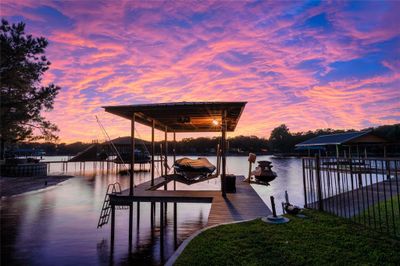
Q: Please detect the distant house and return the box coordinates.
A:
[295,130,389,157]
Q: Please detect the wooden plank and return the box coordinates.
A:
[207,176,271,226]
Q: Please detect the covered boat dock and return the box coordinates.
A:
[100,102,272,253]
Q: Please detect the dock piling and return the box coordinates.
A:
[129,203,133,252]
[110,204,115,252]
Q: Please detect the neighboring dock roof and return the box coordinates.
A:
[295,130,387,147]
[103,102,247,132]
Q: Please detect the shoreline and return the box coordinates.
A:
[0,175,74,198]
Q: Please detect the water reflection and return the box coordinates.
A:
[1,155,303,265]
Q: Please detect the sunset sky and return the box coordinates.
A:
[2,0,400,143]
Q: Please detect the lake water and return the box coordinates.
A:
[1,155,304,265]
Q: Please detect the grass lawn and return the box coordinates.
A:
[355,196,400,238]
[175,209,400,266]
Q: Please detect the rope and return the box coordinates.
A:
[95,116,130,176]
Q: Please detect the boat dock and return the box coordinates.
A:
[111,175,271,226]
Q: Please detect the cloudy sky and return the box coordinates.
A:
[2,0,400,143]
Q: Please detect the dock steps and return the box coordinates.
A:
[97,182,127,228]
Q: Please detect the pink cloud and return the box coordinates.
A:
[2,0,399,142]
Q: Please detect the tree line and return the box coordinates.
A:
[10,123,399,156]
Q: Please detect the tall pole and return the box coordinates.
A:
[130,113,135,196]
[173,131,176,191]
[221,110,227,197]
[164,127,168,175]
[151,120,155,186]
[129,113,135,250]
[129,203,133,251]
[164,127,168,190]
[110,204,115,251]
[160,144,163,176]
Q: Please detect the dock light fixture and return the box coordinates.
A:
[177,116,190,123]
[212,119,219,126]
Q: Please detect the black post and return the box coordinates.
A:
[164,127,168,190]
[110,204,115,251]
[160,144,163,176]
[302,158,308,208]
[151,120,155,186]
[128,203,133,252]
[221,110,227,197]
[130,113,135,195]
[150,202,154,230]
[173,131,176,191]
[315,154,324,211]
[137,202,140,228]
[160,202,164,242]
[270,196,277,217]
[173,202,177,249]
[160,202,164,264]
[0,139,4,160]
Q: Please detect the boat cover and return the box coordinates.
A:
[174,157,216,173]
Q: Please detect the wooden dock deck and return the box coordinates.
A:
[111,175,271,226]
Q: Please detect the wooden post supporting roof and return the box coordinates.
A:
[129,203,133,251]
[151,120,155,186]
[164,127,168,190]
[164,127,168,175]
[130,113,135,195]
[173,131,176,191]
[221,110,227,196]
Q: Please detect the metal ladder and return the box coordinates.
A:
[97,182,125,228]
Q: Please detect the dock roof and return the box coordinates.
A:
[295,130,387,147]
[103,102,247,132]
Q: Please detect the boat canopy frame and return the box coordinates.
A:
[103,101,247,196]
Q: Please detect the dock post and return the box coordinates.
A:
[129,203,133,252]
[160,144,163,177]
[315,154,324,211]
[216,143,221,176]
[174,202,177,249]
[270,196,277,217]
[221,110,227,196]
[164,202,168,224]
[160,204,165,263]
[110,204,115,251]
[150,202,154,230]
[130,113,135,196]
[164,127,168,190]
[160,202,164,255]
[137,202,140,228]
[173,131,176,191]
[302,158,308,208]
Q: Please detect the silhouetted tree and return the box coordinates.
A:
[268,124,292,152]
[0,19,60,158]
